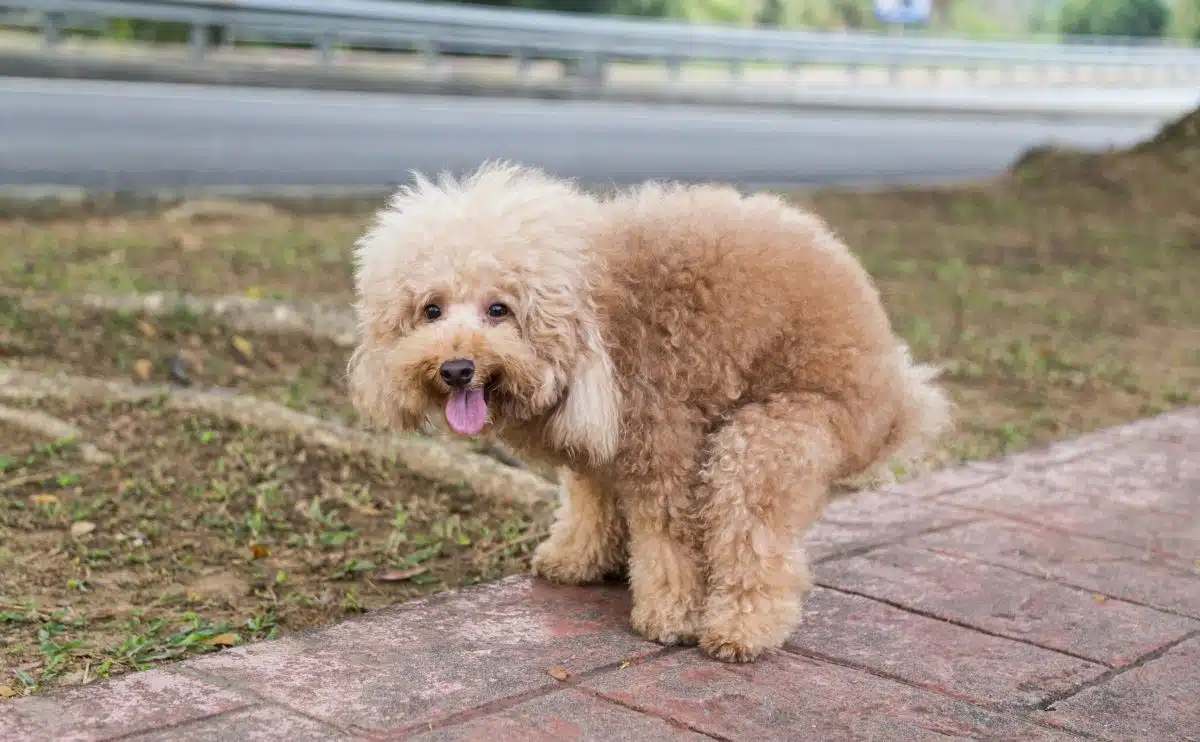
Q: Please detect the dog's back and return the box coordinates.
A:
[590,181,951,480]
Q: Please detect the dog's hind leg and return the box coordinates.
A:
[532,470,627,585]
[696,392,850,663]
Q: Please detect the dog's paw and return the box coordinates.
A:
[698,610,791,663]
[630,602,700,647]
[530,540,608,586]
[699,633,767,663]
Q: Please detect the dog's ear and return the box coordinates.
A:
[545,312,621,465]
[346,345,426,432]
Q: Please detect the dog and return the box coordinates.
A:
[347,161,951,662]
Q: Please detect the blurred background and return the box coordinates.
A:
[0,0,1197,190]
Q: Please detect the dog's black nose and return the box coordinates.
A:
[439,359,475,388]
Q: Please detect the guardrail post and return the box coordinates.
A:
[666,57,682,84]
[188,23,207,61]
[570,51,606,89]
[515,48,532,83]
[418,39,441,73]
[315,32,336,67]
[41,11,63,50]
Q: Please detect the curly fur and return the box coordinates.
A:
[348,161,953,662]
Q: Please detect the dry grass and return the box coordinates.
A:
[1,108,1197,699]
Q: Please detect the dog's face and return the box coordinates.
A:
[347,163,621,464]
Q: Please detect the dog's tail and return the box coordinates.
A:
[886,343,954,469]
[840,344,954,493]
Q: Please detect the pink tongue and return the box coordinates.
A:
[445,388,488,436]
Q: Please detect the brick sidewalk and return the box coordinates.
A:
[2,408,1197,741]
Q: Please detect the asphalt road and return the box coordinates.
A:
[0,77,1172,190]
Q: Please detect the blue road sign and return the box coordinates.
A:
[874,0,933,24]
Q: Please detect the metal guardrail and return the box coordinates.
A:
[3,0,1200,86]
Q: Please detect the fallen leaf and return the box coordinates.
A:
[70,521,97,537]
[250,544,269,559]
[0,685,15,698]
[203,632,239,647]
[547,666,570,681]
[618,659,632,670]
[230,336,254,363]
[1092,593,1108,603]
[377,566,429,582]
[246,286,264,300]
[30,493,59,506]
[136,320,158,340]
[132,358,153,382]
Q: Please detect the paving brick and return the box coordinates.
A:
[785,587,1107,708]
[0,668,254,742]
[945,438,1197,510]
[409,688,709,741]
[186,575,662,733]
[1031,438,1199,515]
[917,520,1200,618]
[123,704,353,742]
[1039,635,1200,741]
[938,450,1200,559]
[807,471,989,562]
[817,545,1199,666]
[584,649,1072,741]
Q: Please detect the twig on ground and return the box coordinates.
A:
[0,403,113,464]
[473,529,549,563]
[0,370,558,507]
[0,470,55,493]
[0,600,58,621]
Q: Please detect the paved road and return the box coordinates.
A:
[0,77,1172,190]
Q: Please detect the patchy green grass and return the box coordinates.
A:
[0,400,550,697]
[2,110,1198,698]
[0,211,362,299]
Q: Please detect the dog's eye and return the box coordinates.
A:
[486,303,510,319]
[423,304,442,321]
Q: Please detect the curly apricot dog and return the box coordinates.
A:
[348,161,951,662]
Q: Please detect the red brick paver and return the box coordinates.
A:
[2,407,1197,741]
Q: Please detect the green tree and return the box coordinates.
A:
[1058,0,1170,37]
[1168,0,1200,41]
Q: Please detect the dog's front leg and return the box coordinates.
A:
[621,481,705,646]
[532,469,627,585]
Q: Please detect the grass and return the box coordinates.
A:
[2,107,1198,699]
[0,400,550,696]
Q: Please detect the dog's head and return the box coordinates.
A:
[347,162,620,464]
